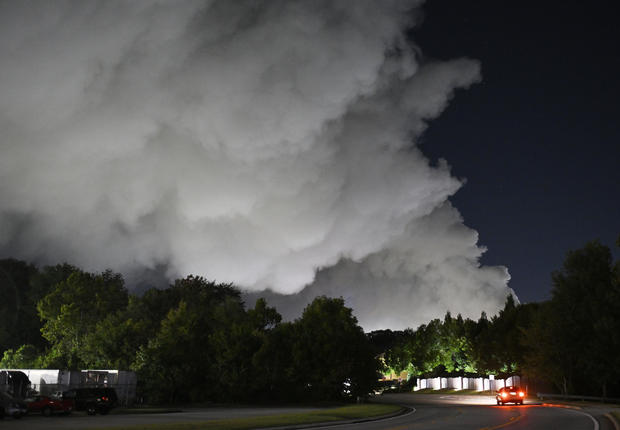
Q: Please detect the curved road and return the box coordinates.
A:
[1,393,613,429]
[362,393,605,430]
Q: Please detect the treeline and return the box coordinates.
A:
[0,263,377,403]
[1,238,618,401]
[369,239,620,398]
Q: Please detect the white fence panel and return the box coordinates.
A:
[414,375,522,392]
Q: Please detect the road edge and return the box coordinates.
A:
[259,403,414,430]
[541,402,583,410]
[604,413,620,430]
[542,402,600,430]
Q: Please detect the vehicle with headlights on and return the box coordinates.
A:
[496,386,525,405]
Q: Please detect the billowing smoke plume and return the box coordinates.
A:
[0,0,512,330]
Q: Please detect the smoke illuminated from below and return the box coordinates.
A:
[0,0,514,329]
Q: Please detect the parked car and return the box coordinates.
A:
[496,386,525,405]
[25,394,73,416]
[0,391,28,419]
[62,387,117,415]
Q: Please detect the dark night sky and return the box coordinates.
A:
[413,0,620,303]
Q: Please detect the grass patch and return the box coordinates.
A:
[93,403,402,430]
[111,408,183,415]
[412,388,457,394]
[450,390,494,396]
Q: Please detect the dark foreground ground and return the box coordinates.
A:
[2,393,619,430]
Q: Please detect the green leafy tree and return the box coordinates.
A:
[133,300,199,403]
[208,297,267,400]
[409,319,448,374]
[289,296,379,400]
[79,307,150,369]
[380,314,478,381]
[247,298,282,331]
[381,329,412,376]
[232,298,283,398]
[521,301,572,393]
[132,276,246,403]
[0,344,42,368]
[444,313,477,373]
[37,269,128,368]
[523,240,619,396]
[251,321,296,400]
[471,296,535,376]
[77,283,188,370]
[0,259,40,353]
[551,241,618,396]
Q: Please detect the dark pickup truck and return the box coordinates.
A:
[62,387,118,415]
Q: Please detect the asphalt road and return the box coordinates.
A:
[1,393,615,430]
[366,393,609,430]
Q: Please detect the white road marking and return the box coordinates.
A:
[309,406,416,429]
[560,408,599,430]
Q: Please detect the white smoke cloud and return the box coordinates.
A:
[0,0,513,329]
[277,202,512,330]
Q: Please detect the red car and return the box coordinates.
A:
[496,386,525,405]
[25,395,73,416]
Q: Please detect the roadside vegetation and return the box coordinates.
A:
[370,236,620,399]
[0,264,378,403]
[91,404,402,430]
[112,407,183,414]
[1,235,618,403]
